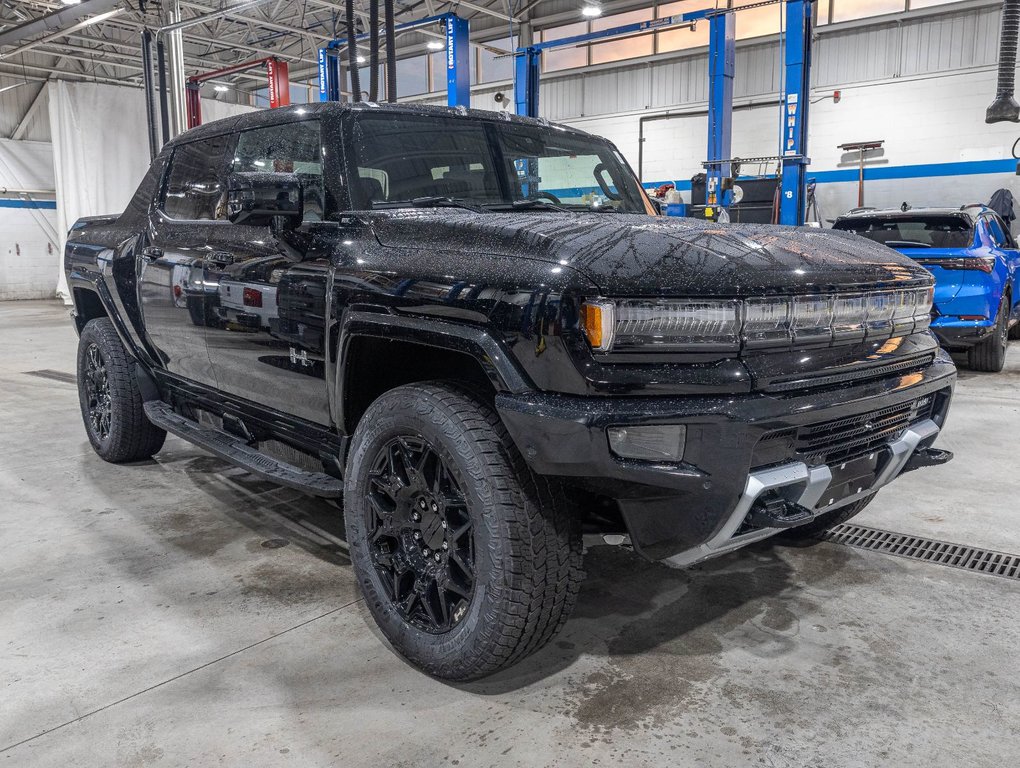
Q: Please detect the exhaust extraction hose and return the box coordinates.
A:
[385,0,396,102]
[988,0,1020,123]
[369,0,379,102]
[345,0,361,102]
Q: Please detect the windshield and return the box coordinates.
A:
[833,215,974,249]
[347,112,649,214]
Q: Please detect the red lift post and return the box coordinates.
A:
[185,57,290,129]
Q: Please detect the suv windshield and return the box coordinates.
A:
[347,112,648,214]
[833,215,974,249]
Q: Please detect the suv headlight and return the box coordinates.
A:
[581,287,933,353]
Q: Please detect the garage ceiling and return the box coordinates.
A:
[0,0,529,109]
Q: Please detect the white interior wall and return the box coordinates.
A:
[562,68,1019,225]
[0,139,59,300]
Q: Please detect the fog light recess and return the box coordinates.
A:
[607,425,687,462]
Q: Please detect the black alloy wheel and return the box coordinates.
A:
[76,317,166,462]
[82,343,112,441]
[366,435,474,633]
[343,382,583,681]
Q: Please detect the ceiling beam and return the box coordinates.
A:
[0,0,123,48]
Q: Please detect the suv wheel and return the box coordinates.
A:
[343,382,583,681]
[77,318,167,462]
[780,495,873,541]
[968,295,1009,372]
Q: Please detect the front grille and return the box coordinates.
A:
[765,353,936,393]
[794,396,935,465]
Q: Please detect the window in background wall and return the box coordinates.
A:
[429,50,446,93]
[538,21,588,71]
[733,0,781,39]
[831,0,903,23]
[346,65,385,100]
[590,8,654,65]
[478,36,517,83]
[396,55,429,97]
[909,0,962,8]
[656,1,711,53]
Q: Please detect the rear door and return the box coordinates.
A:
[983,213,1019,300]
[139,134,231,388]
[202,119,333,426]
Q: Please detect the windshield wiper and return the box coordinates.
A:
[885,240,932,248]
[495,198,569,212]
[409,196,488,213]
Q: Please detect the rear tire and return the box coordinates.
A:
[968,296,1009,372]
[343,382,583,682]
[780,495,873,541]
[76,318,166,462]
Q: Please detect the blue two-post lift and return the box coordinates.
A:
[318,12,471,106]
[514,0,813,226]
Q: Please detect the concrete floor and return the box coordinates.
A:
[2,299,1019,767]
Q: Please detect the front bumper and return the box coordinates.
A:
[495,350,956,564]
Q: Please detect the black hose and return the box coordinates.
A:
[368,0,379,102]
[345,0,361,102]
[384,0,396,102]
[988,0,1020,123]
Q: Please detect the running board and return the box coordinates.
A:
[143,400,343,497]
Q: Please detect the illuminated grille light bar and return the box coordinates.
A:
[582,287,934,353]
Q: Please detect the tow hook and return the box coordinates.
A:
[902,447,954,474]
[748,495,814,529]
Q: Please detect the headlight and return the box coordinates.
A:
[581,287,933,353]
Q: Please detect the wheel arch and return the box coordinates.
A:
[336,311,534,437]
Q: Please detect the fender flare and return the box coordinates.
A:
[334,309,534,429]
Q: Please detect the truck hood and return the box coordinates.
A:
[371,210,932,296]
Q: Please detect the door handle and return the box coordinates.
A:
[207,251,234,267]
[140,246,163,261]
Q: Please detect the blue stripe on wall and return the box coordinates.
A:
[0,199,57,209]
[640,158,1018,194]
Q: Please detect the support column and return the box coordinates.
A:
[706,11,735,210]
[779,0,812,226]
[514,47,540,117]
[446,15,470,108]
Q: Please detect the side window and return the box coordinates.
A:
[230,121,324,222]
[985,215,1008,248]
[162,136,230,221]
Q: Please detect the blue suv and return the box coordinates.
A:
[833,206,1020,372]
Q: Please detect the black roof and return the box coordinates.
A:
[166,101,596,148]
[835,205,988,223]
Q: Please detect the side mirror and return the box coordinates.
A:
[226,172,303,229]
[649,198,663,216]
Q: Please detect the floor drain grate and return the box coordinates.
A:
[24,369,76,384]
[823,524,1020,581]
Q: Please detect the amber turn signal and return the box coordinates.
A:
[580,300,615,352]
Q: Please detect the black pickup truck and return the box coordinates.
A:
[66,103,955,681]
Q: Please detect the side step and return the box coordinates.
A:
[143,400,343,498]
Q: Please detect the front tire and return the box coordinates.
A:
[76,318,166,462]
[343,382,582,682]
[968,295,1009,372]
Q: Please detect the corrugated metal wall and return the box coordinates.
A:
[0,78,46,140]
[523,2,1000,121]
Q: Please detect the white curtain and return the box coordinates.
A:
[48,81,255,301]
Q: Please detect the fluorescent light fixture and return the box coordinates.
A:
[62,0,82,5]
[356,55,366,64]
[213,84,229,92]
[581,5,602,18]
[426,40,444,50]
